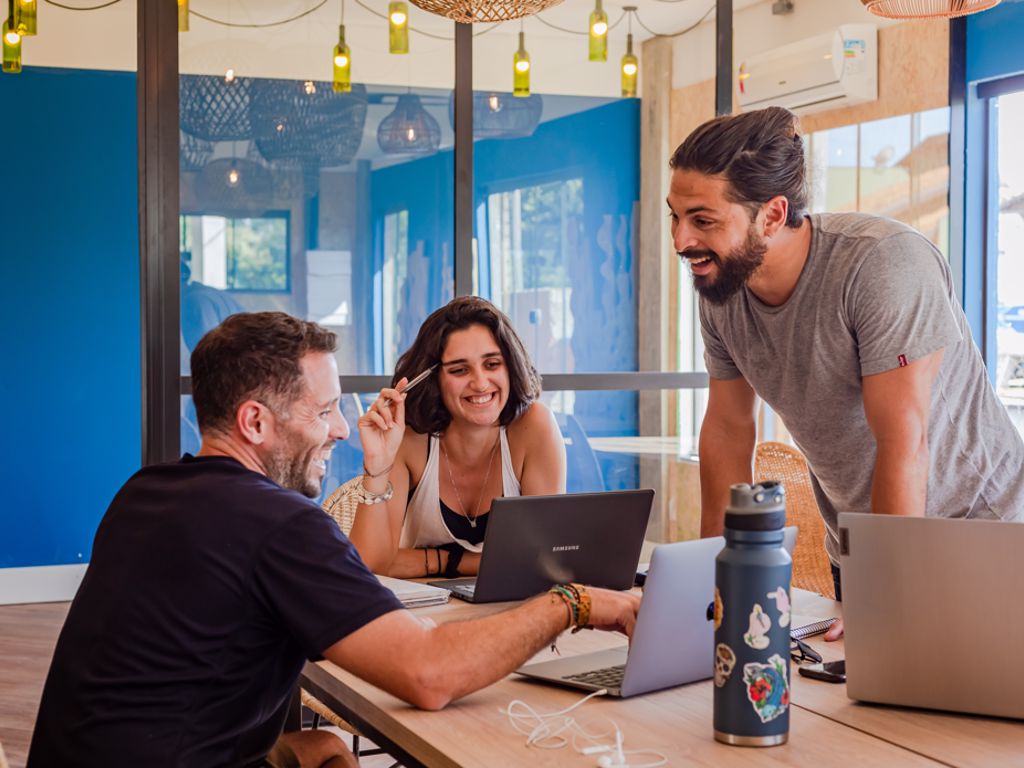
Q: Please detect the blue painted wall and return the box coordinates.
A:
[960,0,1024,359]
[0,67,141,569]
[966,0,1024,83]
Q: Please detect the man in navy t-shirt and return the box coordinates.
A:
[28,312,640,768]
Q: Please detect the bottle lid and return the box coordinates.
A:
[724,481,786,531]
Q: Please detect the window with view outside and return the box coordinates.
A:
[181,214,289,292]
[994,90,1024,437]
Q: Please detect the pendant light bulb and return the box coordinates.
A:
[621,32,638,97]
[16,0,36,36]
[227,168,241,187]
[513,30,530,97]
[388,1,409,54]
[2,24,21,73]
[588,0,608,62]
[224,68,236,83]
[177,0,189,33]
[333,24,352,92]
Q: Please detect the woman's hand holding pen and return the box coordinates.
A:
[358,379,408,479]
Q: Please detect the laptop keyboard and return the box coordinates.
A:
[563,664,625,688]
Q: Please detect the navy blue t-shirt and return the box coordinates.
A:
[27,455,403,768]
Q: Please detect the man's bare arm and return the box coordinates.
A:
[324,587,640,710]
[699,376,758,537]
[862,349,944,517]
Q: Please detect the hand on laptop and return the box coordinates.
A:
[584,587,642,638]
[824,618,844,641]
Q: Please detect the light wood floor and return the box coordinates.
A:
[0,602,396,768]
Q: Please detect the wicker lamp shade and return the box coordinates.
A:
[250,79,368,168]
[377,94,442,155]
[180,74,255,142]
[409,0,563,24]
[448,91,543,139]
[860,0,999,17]
[195,158,273,214]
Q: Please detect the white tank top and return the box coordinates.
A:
[399,427,520,552]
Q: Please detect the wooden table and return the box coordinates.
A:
[300,590,1024,767]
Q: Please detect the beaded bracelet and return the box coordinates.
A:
[548,583,591,632]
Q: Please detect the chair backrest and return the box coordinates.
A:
[555,412,605,494]
[321,475,364,535]
[754,441,834,598]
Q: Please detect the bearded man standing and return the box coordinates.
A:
[667,107,1024,637]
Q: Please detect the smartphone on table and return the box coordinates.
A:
[798,659,846,684]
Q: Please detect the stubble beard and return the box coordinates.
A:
[265,426,329,499]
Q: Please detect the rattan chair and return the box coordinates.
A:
[302,476,397,765]
[754,441,834,598]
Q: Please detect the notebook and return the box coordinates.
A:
[428,489,654,603]
[516,527,797,697]
[375,574,450,608]
[839,512,1024,719]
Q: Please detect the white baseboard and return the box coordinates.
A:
[0,564,88,605]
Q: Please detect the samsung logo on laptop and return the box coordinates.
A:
[552,544,581,552]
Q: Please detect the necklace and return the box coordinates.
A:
[440,432,500,528]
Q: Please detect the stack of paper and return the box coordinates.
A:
[376,575,451,608]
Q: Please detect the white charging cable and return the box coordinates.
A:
[503,691,669,767]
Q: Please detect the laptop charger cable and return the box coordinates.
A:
[503,689,668,767]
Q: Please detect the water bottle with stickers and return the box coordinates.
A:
[713,481,792,746]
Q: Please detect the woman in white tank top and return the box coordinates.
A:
[348,297,567,578]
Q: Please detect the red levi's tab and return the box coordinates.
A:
[898,354,908,367]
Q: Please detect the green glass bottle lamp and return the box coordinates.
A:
[588,0,608,62]
[16,0,36,36]
[389,1,409,54]
[2,23,21,73]
[333,24,351,93]
[621,33,638,98]
[513,31,530,97]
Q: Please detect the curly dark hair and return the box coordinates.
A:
[191,312,337,435]
[669,106,808,228]
[394,297,541,434]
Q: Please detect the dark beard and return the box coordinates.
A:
[687,225,768,305]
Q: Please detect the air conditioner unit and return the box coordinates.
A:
[737,24,877,115]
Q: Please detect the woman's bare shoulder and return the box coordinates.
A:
[399,429,431,482]
[508,401,560,444]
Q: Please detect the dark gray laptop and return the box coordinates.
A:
[839,513,1024,719]
[427,489,654,603]
[516,527,797,697]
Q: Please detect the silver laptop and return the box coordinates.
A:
[839,513,1024,719]
[428,489,654,603]
[516,527,797,697]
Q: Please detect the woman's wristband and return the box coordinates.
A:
[362,462,394,479]
[443,545,465,578]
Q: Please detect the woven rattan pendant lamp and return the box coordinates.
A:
[409,0,562,24]
[860,0,999,18]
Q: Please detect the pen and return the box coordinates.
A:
[382,364,436,406]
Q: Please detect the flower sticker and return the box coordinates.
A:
[743,603,771,650]
[767,586,791,628]
[743,654,790,723]
[713,587,724,630]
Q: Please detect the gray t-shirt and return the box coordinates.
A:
[701,212,1024,563]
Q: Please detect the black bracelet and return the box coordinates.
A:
[443,545,465,579]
